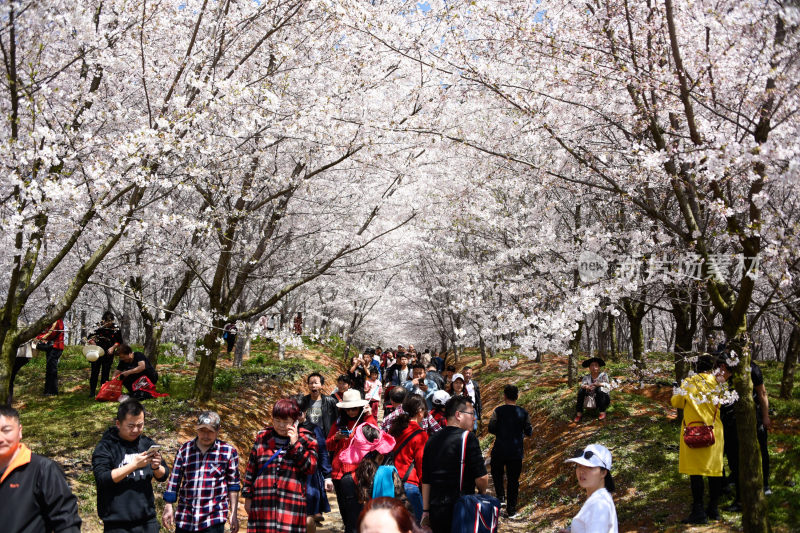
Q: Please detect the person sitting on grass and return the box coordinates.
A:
[574,357,611,423]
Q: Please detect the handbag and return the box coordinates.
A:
[16,341,34,359]
[584,393,597,410]
[451,431,500,533]
[683,405,718,448]
[96,378,123,402]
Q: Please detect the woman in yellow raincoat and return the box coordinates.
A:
[671,354,731,525]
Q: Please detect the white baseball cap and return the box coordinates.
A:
[565,443,612,471]
[431,390,451,406]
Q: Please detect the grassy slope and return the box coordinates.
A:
[462,349,800,533]
[10,340,337,532]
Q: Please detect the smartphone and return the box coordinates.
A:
[340,428,351,436]
[145,445,161,456]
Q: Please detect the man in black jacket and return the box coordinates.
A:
[421,396,488,533]
[488,384,533,518]
[92,399,169,532]
[302,372,338,439]
[0,405,81,533]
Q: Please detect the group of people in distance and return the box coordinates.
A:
[9,310,161,403]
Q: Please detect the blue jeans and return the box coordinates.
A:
[404,482,423,523]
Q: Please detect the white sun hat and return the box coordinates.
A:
[82,344,105,362]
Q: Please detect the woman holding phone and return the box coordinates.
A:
[327,389,377,533]
[242,398,319,533]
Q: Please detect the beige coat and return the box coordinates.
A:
[670,372,725,476]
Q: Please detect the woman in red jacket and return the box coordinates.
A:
[242,397,318,533]
[388,394,429,523]
[36,308,65,396]
[327,389,377,533]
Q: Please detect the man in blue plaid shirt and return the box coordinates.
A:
[162,412,241,533]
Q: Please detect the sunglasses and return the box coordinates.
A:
[576,449,608,470]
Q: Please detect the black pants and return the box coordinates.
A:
[103,518,160,533]
[576,388,610,413]
[44,348,63,395]
[690,475,722,510]
[122,369,159,394]
[429,501,456,533]
[90,353,115,396]
[333,473,362,533]
[723,418,770,501]
[491,454,522,514]
[8,357,30,403]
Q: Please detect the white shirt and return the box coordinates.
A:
[465,380,477,403]
[570,488,618,533]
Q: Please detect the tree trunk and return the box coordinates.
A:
[186,342,196,363]
[780,323,800,399]
[193,329,221,402]
[724,331,768,533]
[669,288,697,384]
[608,311,618,361]
[141,318,162,368]
[479,335,487,366]
[234,322,251,368]
[623,298,647,373]
[568,321,584,387]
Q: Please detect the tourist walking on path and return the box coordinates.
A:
[488,384,533,518]
[560,444,618,533]
[381,387,442,437]
[670,354,731,525]
[461,367,482,431]
[387,395,429,522]
[327,390,378,533]
[242,398,318,533]
[0,405,82,533]
[294,394,333,532]
[92,399,170,532]
[420,396,488,533]
[302,372,338,440]
[162,411,240,533]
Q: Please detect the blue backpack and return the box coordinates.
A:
[451,431,500,533]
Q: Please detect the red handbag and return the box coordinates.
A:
[95,378,123,402]
[683,405,718,448]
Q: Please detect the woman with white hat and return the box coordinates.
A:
[326,389,377,533]
[560,443,618,533]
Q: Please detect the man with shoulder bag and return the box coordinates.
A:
[420,396,492,533]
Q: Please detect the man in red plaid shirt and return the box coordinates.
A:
[162,412,240,533]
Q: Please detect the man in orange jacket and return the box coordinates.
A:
[0,405,81,532]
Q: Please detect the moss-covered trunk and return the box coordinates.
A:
[779,324,799,399]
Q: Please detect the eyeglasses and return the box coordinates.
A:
[458,410,475,418]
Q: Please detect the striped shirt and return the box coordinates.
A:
[163,438,240,532]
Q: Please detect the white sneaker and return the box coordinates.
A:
[764,487,773,496]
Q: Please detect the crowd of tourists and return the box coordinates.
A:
[0,339,772,533]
